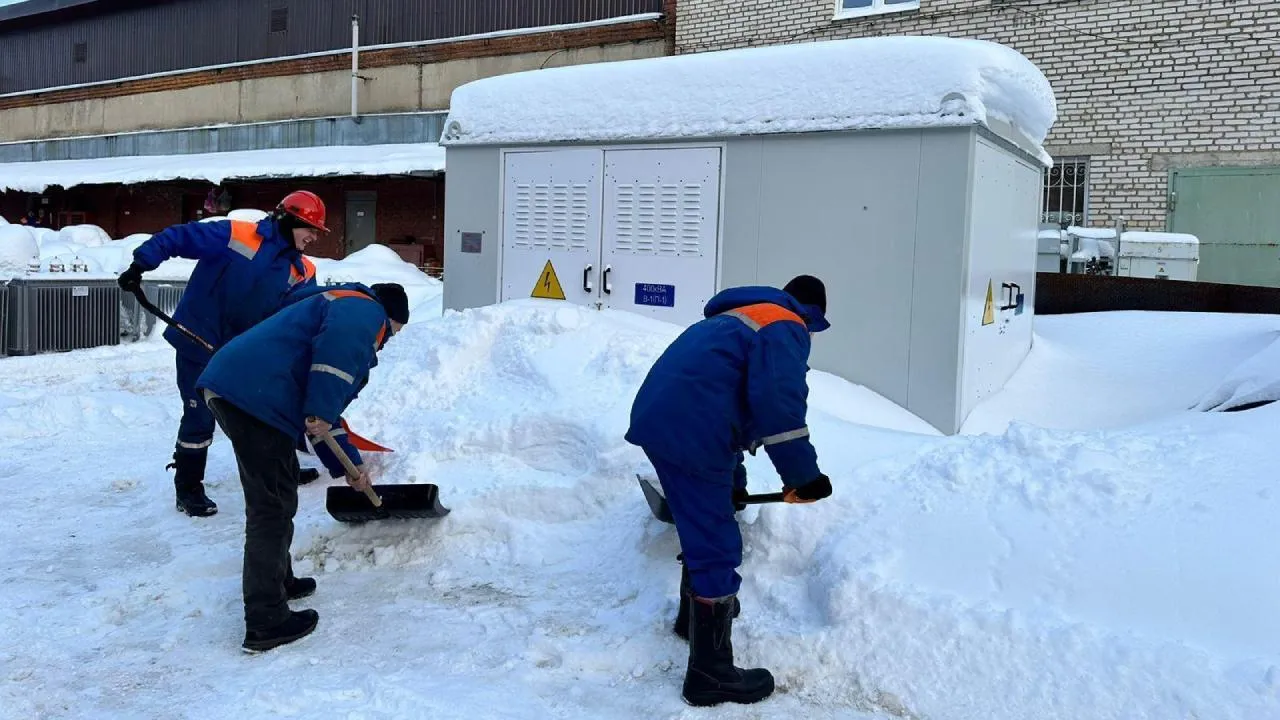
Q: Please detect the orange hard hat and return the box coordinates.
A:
[277,190,329,232]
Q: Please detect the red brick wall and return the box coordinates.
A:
[2,176,446,263]
[3,183,192,236]
[219,177,445,261]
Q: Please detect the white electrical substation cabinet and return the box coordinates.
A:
[438,36,1058,435]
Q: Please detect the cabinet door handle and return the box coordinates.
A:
[583,264,593,293]
[602,265,612,295]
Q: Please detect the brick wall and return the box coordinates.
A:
[1,176,446,262]
[674,0,1280,230]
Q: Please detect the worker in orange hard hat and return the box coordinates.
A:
[118,189,327,518]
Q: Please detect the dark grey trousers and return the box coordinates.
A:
[206,394,301,631]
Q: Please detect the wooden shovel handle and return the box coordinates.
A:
[310,418,382,508]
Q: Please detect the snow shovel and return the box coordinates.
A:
[637,474,790,525]
[313,423,450,523]
[129,286,215,353]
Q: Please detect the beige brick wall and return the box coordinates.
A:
[675,0,1280,230]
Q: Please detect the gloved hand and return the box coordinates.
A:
[783,473,831,504]
[117,262,144,293]
[732,486,749,512]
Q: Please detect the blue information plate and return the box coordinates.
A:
[635,283,675,308]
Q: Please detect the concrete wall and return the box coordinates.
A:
[0,40,664,143]
[675,0,1280,231]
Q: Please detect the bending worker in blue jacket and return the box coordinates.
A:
[117,191,327,517]
[196,282,409,652]
[626,275,833,707]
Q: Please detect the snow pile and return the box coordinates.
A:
[443,36,1058,163]
[314,244,443,320]
[1192,330,1280,411]
[0,143,447,194]
[2,220,440,315]
[0,224,39,276]
[962,310,1280,433]
[2,305,1279,719]
[58,223,112,248]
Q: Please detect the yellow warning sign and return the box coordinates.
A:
[531,259,566,300]
[982,280,995,326]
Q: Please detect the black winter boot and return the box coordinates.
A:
[169,450,217,517]
[297,468,320,485]
[242,609,319,653]
[682,596,774,707]
[285,576,316,600]
[674,554,738,642]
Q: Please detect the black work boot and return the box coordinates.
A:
[674,554,692,640]
[285,576,316,600]
[682,595,774,707]
[674,554,737,642]
[242,609,319,653]
[297,468,320,485]
[169,450,217,517]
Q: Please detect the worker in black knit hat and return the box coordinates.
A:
[626,274,831,707]
[194,280,407,652]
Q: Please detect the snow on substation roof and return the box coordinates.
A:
[440,35,1059,164]
[0,142,446,194]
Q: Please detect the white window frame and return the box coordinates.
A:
[833,0,920,20]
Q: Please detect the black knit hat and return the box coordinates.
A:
[783,275,826,314]
[371,283,410,325]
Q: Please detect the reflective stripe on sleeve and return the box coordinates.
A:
[310,364,355,384]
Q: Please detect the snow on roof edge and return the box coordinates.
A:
[440,36,1058,165]
[0,142,446,194]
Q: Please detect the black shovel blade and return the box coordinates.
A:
[326,484,450,523]
[637,474,675,525]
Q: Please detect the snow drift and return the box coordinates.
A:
[0,224,39,276]
[0,218,443,317]
[2,300,1278,719]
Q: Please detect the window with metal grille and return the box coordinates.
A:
[73,42,87,63]
[1042,157,1089,227]
[269,7,288,33]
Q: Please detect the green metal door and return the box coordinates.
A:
[1169,167,1280,287]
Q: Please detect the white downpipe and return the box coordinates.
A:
[351,14,360,120]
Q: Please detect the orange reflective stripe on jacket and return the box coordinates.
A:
[323,289,373,302]
[722,303,805,332]
[227,220,263,260]
[322,288,389,351]
[290,256,317,286]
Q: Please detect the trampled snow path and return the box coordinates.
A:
[0,329,878,720]
[3,303,1280,720]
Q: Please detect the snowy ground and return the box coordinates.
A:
[3,302,1280,720]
